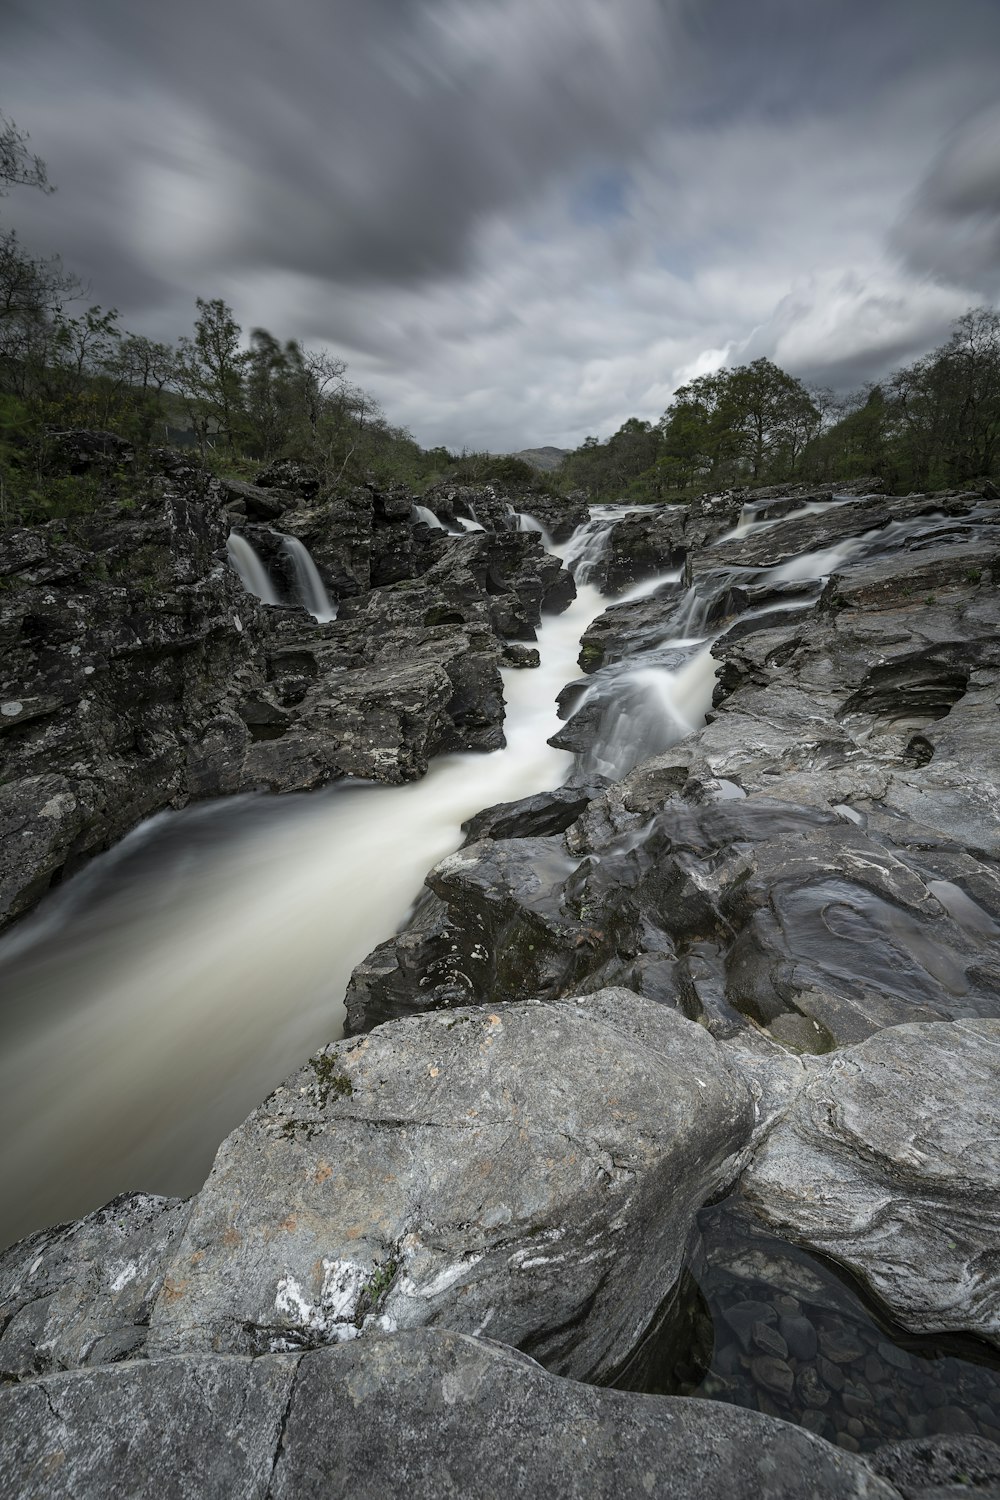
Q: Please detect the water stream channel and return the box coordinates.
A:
[3,495,998,1452]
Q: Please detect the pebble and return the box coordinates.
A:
[779,1314,818,1362]
[864,1355,887,1384]
[750,1356,795,1399]
[722,1300,776,1351]
[929,1405,978,1436]
[846,1418,865,1440]
[774,1295,801,1316]
[819,1329,865,1365]
[836,1432,860,1454]
[817,1356,845,1393]
[796,1368,830,1409]
[800,1409,829,1438]
[752,1321,789,1359]
[878,1341,913,1371]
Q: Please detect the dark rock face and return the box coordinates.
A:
[0,1333,903,1500]
[0,448,575,930]
[0,470,267,930]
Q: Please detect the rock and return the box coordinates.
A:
[0,1193,190,1379]
[868,1434,1000,1498]
[739,1020,1000,1347]
[0,473,268,931]
[147,990,753,1384]
[602,510,688,595]
[461,780,608,842]
[0,1332,903,1500]
[48,428,135,475]
[0,1350,297,1499]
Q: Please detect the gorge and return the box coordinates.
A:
[1,452,999,1499]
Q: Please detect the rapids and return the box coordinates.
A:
[0,497,859,1248]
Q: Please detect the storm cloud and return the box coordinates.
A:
[2,0,999,450]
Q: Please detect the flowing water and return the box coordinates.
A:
[0,499,926,1249]
[0,513,642,1246]
[281,535,338,621]
[226,533,280,605]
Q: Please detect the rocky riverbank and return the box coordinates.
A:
[2,459,1000,1498]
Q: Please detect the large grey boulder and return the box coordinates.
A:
[148,990,753,1382]
[739,1020,1000,1347]
[0,1193,190,1379]
[0,1351,297,1500]
[272,1330,901,1500]
[0,1333,903,1500]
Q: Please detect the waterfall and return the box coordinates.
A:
[281,536,338,622]
[560,512,614,584]
[0,511,623,1245]
[412,504,446,530]
[518,512,555,549]
[226,533,280,606]
[583,646,720,782]
[456,515,486,533]
[0,496,905,1247]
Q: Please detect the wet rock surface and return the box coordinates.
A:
[637,1199,1000,1456]
[0,457,574,929]
[739,1021,1000,1348]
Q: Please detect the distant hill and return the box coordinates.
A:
[512,446,571,473]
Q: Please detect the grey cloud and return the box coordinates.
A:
[892,105,1000,294]
[2,0,682,293]
[2,0,999,452]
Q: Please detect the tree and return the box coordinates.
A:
[0,113,50,195]
[174,298,250,454]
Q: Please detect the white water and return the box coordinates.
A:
[281,535,338,621]
[456,515,486,533]
[0,527,616,1247]
[412,504,446,530]
[226,533,280,605]
[0,495,878,1248]
[518,512,555,549]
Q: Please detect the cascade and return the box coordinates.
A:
[412,503,446,530]
[0,497,913,1248]
[226,533,280,605]
[0,511,621,1244]
[281,535,338,621]
[517,512,555,549]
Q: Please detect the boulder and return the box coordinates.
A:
[0,1193,190,1379]
[0,1333,903,1500]
[148,990,753,1384]
[739,1020,1000,1347]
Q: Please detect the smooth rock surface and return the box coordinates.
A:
[148,990,753,1382]
[0,1333,904,1500]
[739,1020,1000,1347]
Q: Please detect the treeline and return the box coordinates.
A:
[0,114,475,525]
[557,313,1000,501]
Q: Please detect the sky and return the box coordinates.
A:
[2,0,999,453]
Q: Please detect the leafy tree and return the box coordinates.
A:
[174,298,250,454]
